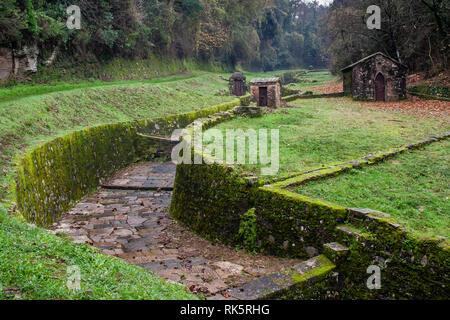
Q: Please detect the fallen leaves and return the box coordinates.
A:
[349,95,450,120]
[302,79,343,94]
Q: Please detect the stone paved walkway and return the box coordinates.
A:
[52,162,301,298]
[101,162,176,190]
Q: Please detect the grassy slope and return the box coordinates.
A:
[293,139,449,238]
[0,73,197,104]
[0,206,195,300]
[212,97,448,177]
[0,71,235,300]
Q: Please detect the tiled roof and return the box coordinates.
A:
[341,52,407,71]
[250,77,281,84]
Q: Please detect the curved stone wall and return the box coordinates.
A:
[15,98,247,226]
[170,133,450,299]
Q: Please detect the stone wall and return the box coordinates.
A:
[343,70,352,95]
[250,82,282,108]
[0,45,39,82]
[0,48,13,81]
[351,54,406,101]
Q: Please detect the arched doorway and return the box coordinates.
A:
[375,73,386,101]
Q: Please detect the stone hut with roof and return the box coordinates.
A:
[342,52,407,102]
[250,77,282,108]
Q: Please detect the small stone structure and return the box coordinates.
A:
[250,77,282,108]
[342,52,407,102]
[0,45,39,82]
[229,72,247,96]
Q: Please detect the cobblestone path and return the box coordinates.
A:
[52,162,300,298]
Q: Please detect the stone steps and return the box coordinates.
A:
[211,255,335,300]
[335,224,374,247]
[323,242,349,264]
[347,208,407,236]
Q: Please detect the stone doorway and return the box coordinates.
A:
[375,73,386,102]
[258,87,268,106]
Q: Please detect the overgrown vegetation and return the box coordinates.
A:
[326,0,449,75]
[0,0,329,83]
[2,1,449,82]
[294,139,450,238]
[237,208,259,253]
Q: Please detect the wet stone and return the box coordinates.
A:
[51,161,302,298]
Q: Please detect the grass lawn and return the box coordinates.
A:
[210,97,449,177]
[291,139,449,238]
[0,205,196,300]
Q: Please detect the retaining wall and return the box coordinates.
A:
[170,131,450,299]
[15,97,249,226]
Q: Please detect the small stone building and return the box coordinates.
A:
[342,52,407,102]
[229,72,247,96]
[250,77,282,108]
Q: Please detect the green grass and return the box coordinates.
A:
[292,139,449,238]
[0,72,198,104]
[0,204,196,300]
[218,69,333,85]
[210,97,449,177]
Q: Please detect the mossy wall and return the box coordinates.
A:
[332,230,449,299]
[170,135,449,299]
[290,223,450,300]
[170,162,254,244]
[171,160,348,258]
[15,98,245,227]
[343,70,352,95]
[252,187,347,259]
[407,84,449,101]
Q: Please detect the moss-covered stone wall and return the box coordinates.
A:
[407,84,449,101]
[170,133,449,299]
[170,162,255,244]
[252,187,347,259]
[15,98,247,227]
